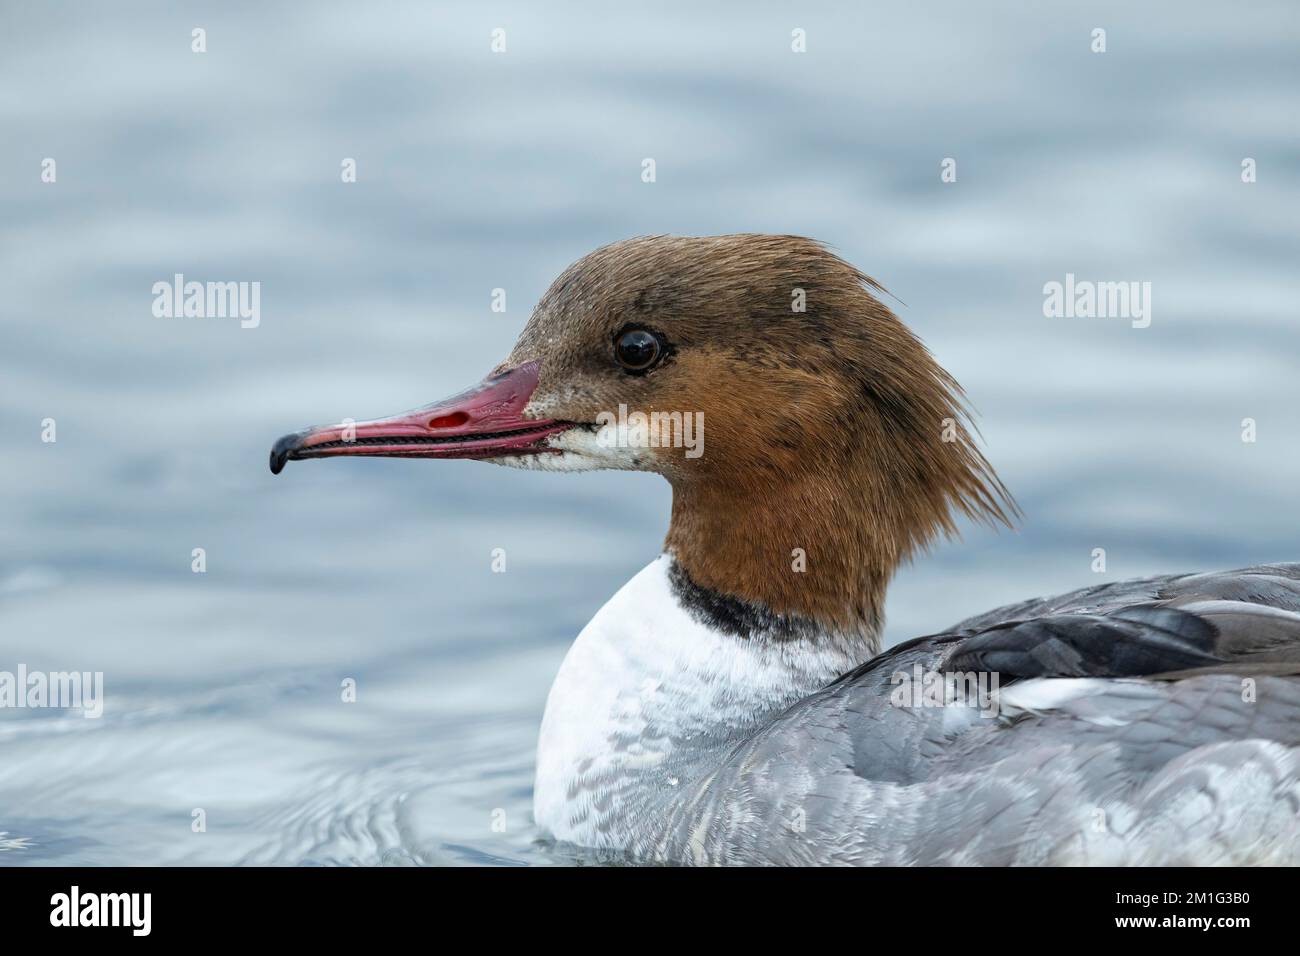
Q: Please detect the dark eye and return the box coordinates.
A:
[614,328,663,372]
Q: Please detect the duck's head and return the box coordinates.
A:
[271,235,1015,644]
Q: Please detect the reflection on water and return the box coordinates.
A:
[2,1,1298,864]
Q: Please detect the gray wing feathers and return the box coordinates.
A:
[671,564,1300,864]
[951,562,1300,630]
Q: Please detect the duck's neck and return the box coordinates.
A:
[533,555,870,852]
[664,476,893,651]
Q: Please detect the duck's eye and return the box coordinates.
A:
[614,329,662,372]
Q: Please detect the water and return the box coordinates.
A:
[2,0,1298,865]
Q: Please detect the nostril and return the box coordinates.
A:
[428,411,470,430]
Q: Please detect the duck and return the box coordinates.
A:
[270,234,1300,865]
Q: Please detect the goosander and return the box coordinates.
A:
[271,235,1300,865]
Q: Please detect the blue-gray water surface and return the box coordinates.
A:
[2,1,1298,864]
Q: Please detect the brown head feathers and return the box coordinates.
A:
[505,234,1018,646]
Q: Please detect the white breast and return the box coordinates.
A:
[533,555,860,848]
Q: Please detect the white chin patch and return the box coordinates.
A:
[489,427,650,473]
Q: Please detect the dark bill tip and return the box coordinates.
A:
[269,432,305,475]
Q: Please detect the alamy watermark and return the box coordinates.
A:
[890,664,1000,718]
[152,273,260,328]
[595,404,704,459]
[1043,273,1151,328]
[0,665,104,718]
[50,885,150,936]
